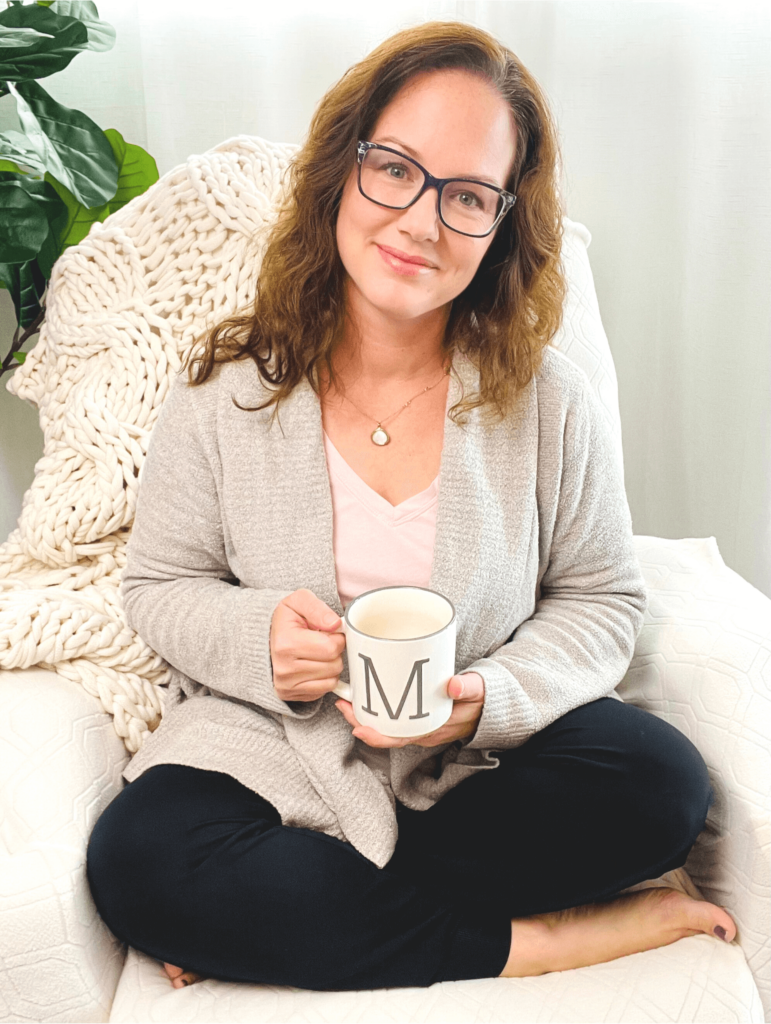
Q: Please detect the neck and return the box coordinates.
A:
[332,280,451,388]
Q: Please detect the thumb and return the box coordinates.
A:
[447,672,485,701]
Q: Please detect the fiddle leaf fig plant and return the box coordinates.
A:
[0,0,158,378]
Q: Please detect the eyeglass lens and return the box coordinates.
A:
[359,147,503,236]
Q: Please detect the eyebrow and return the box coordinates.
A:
[373,135,503,187]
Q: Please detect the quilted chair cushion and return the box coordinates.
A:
[619,535,771,1019]
[0,667,129,1023]
[107,939,762,1024]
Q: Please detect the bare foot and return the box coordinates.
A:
[500,887,736,977]
[161,961,205,988]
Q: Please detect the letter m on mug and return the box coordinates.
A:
[358,654,431,720]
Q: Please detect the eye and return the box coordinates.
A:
[457,191,481,208]
[383,162,409,179]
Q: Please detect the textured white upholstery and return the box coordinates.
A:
[0,137,768,1023]
[109,937,765,1024]
[0,668,129,1023]
[108,939,763,1024]
[619,535,771,1015]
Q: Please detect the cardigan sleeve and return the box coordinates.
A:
[120,373,322,720]
[463,377,648,750]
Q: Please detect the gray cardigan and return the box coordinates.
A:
[120,347,647,867]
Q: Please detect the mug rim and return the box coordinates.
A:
[344,585,456,642]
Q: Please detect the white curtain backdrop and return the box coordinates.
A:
[1,0,769,597]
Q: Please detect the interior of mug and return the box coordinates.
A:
[346,586,454,639]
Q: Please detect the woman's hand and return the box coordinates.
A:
[335,672,485,748]
[270,589,346,702]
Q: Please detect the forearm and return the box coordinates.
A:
[120,372,322,719]
[463,373,648,752]
[121,574,315,715]
[464,585,646,751]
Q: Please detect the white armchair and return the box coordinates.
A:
[1,136,768,1024]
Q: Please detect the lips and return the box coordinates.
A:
[376,244,436,268]
[376,244,437,277]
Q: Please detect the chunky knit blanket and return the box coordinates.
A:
[0,136,299,753]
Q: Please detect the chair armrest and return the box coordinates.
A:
[0,667,131,1024]
[619,536,771,1021]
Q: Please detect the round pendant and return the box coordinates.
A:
[371,426,390,446]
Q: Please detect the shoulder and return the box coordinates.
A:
[522,346,599,442]
[533,345,595,409]
[157,359,276,448]
[169,358,271,412]
[533,347,624,477]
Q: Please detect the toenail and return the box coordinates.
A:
[714,925,727,941]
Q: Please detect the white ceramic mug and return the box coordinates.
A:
[333,585,457,739]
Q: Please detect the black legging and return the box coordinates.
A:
[86,697,713,990]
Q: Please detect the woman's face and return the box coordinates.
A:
[336,68,517,330]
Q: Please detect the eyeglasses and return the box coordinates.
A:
[356,140,516,238]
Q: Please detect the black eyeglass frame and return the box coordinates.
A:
[356,140,517,238]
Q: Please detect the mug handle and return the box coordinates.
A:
[331,618,351,701]
[332,680,352,701]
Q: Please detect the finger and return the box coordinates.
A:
[274,658,344,691]
[291,626,346,660]
[334,699,359,727]
[276,676,341,702]
[351,726,411,748]
[280,589,342,632]
[333,704,413,747]
[273,627,345,665]
[447,672,485,702]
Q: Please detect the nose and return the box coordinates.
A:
[397,186,441,243]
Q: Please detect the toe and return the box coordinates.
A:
[655,889,737,943]
[176,970,204,988]
[163,962,205,987]
[707,904,737,943]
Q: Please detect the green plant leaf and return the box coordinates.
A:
[0,157,27,174]
[0,173,68,274]
[13,351,27,363]
[0,23,55,47]
[9,79,118,208]
[45,128,158,250]
[101,128,159,213]
[0,258,46,328]
[0,3,89,81]
[0,179,50,262]
[0,129,47,174]
[47,1,115,52]
[27,177,69,276]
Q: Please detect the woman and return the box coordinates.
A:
[86,21,735,991]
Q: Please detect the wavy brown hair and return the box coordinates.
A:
[186,20,567,427]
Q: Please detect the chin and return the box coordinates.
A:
[361,280,444,323]
[375,298,438,323]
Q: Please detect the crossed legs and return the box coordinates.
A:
[86,697,734,990]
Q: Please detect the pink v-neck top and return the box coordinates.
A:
[323,429,440,787]
[322,430,439,609]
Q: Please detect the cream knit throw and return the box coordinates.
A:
[0,136,298,753]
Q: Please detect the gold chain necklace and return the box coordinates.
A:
[340,362,451,446]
